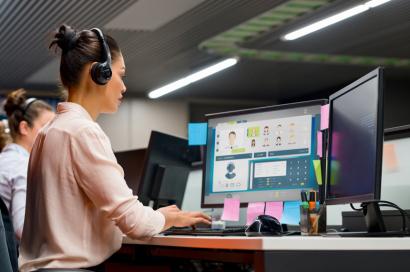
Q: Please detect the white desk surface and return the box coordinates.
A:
[123,235,410,251]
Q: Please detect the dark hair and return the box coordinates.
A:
[49,24,121,89]
[229,131,236,136]
[4,89,53,140]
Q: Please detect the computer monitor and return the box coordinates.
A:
[138,131,201,208]
[201,100,327,208]
[115,148,147,195]
[326,67,385,233]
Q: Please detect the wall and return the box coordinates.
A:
[98,98,189,151]
[383,80,410,128]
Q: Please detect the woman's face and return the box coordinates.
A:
[101,53,126,113]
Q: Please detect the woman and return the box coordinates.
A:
[0,120,11,152]
[0,89,55,240]
[19,25,210,272]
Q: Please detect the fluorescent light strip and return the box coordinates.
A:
[148,58,238,99]
[283,0,392,41]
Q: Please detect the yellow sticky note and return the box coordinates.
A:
[313,160,322,185]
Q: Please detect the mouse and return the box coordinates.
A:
[245,214,283,236]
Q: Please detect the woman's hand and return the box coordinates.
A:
[158,205,211,231]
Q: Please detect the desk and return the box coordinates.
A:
[112,235,410,272]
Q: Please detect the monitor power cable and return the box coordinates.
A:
[350,200,409,232]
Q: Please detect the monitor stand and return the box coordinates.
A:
[335,202,409,237]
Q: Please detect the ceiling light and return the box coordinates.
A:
[148,58,238,99]
[282,0,392,41]
[365,0,392,8]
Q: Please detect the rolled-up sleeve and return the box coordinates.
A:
[11,173,26,240]
[70,126,165,239]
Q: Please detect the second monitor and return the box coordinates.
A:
[202,100,327,208]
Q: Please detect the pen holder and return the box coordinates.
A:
[300,204,326,235]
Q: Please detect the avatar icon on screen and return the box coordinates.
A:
[263,137,270,147]
[275,136,282,146]
[225,162,236,179]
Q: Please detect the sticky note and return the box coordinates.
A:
[265,201,283,221]
[313,160,322,185]
[383,143,399,172]
[188,123,207,146]
[246,202,265,225]
[281,201,301,225]
[317,131,323,158]
[221,197,240,221]
[320,104,329,130]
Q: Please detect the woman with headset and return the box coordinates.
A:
[0,89,55,241]
[19,25,211,272]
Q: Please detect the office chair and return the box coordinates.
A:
[0,198,17,272]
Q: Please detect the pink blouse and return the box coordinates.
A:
[19,102,165,272]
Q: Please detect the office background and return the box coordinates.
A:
[0,0,409,225]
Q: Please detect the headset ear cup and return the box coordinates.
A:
[91,63,111,85]
[91,63,102,85]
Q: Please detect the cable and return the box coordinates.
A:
[378,204,406,232]
[357,200,409,232]
[350,203,363,211]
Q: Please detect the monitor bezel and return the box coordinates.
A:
[201,99,328,208]
[326,67,384,205]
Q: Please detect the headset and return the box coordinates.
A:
[21,97,37,117]
[90,28,112,85]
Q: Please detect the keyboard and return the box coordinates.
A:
[163,226,247,236]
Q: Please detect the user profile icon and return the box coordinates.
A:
[225,162,236,179]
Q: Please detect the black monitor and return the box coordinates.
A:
[138,131,201,209]
[326,67,385,233]
[115,149,146,195]
[201,100,327,208]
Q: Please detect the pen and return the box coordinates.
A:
[301,191,309,208]
[301,191,308,202]
[309,191,316,211]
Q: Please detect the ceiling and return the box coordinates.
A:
[0,0,409,103]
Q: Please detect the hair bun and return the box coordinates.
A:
[49,24,78,52]
[4,89,27,117]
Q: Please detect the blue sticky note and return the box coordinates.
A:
[188,123,207,146]
[281,201,301,225]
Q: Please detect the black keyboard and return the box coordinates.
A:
[163,226,247,236]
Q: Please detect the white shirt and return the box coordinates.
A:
[19,102,165,272]
[0,143,29,240]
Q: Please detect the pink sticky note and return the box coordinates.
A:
[265,202,283,221]
[317,131,323,158]
[320,104,329,130]
[221,198,240,221]
[246,202,265,225]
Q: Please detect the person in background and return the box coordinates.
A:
[0,120,11,152]
[0,89,55,240]
[19,24,211,272]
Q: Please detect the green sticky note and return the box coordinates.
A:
[313,160,322,185]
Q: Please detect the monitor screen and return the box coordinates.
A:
[202,100,326,208]
[326,68,384,204]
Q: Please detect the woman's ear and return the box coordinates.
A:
[18,120,30,136]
